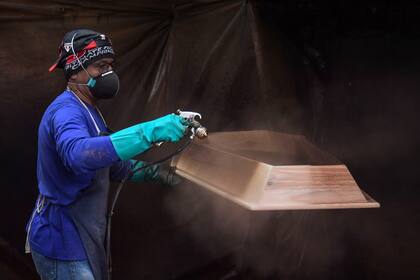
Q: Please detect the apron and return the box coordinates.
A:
[68,167,110,280]
[69,91,112,280]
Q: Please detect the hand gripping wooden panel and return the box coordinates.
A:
[172,130,379,210]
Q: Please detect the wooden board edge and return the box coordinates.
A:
[176,169,381,211]
[250,201,380,211]
[361,190,381,208]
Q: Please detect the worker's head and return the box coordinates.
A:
[49,29,119,100]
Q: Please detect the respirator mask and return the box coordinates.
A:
[84,70,120,99]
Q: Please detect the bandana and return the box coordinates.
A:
[49,29,115,79]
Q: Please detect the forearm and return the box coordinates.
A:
[59,136,120,174]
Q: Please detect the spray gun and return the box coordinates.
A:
[176,109,208,140]
[155,109,207,146]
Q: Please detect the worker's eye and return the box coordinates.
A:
[95,63,113,73]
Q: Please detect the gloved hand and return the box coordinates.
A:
[129,160,183,187]
[110,114,188,160]
[129,160,158,182]
[155,164,184,187]
[146,114,188,143]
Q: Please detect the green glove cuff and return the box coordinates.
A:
[110,114,187,160]
[109,125,152,161]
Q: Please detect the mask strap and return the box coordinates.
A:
[70,33,96,88]
[69,89,102,135]
[95,106,107,126]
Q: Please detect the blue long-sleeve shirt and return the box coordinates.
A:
[27,90,132,260]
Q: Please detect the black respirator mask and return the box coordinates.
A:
[68,70,120,99]
[86,70,120,99]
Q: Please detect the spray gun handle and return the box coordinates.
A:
[176,109,202,121]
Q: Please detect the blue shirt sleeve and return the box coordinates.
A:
[52,103,120,175]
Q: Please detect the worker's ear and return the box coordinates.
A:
[69,73,78,82]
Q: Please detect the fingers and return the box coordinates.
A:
[167,115,189,142]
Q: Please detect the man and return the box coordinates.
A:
[25,29,187,280]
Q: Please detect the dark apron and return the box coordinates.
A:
[66,90,113,280]
[68,167,111,280]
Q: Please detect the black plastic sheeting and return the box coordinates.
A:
[1,0,420,279]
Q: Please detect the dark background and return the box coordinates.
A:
[0,0,419,279]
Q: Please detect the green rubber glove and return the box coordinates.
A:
[110,114,187,160]
[130,160,183,186]
[156,164,184,187]
[129,160,159,182]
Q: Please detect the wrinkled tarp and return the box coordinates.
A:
[0,1,319,278]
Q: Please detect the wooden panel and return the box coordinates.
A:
[173,131,380,210]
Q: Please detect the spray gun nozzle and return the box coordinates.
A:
[194,126,208,139]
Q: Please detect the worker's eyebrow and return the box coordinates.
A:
[93,60,114,66]
[93,61,107,66]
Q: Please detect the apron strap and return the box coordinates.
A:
[69,88,108,136]
[25,195,46,253]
